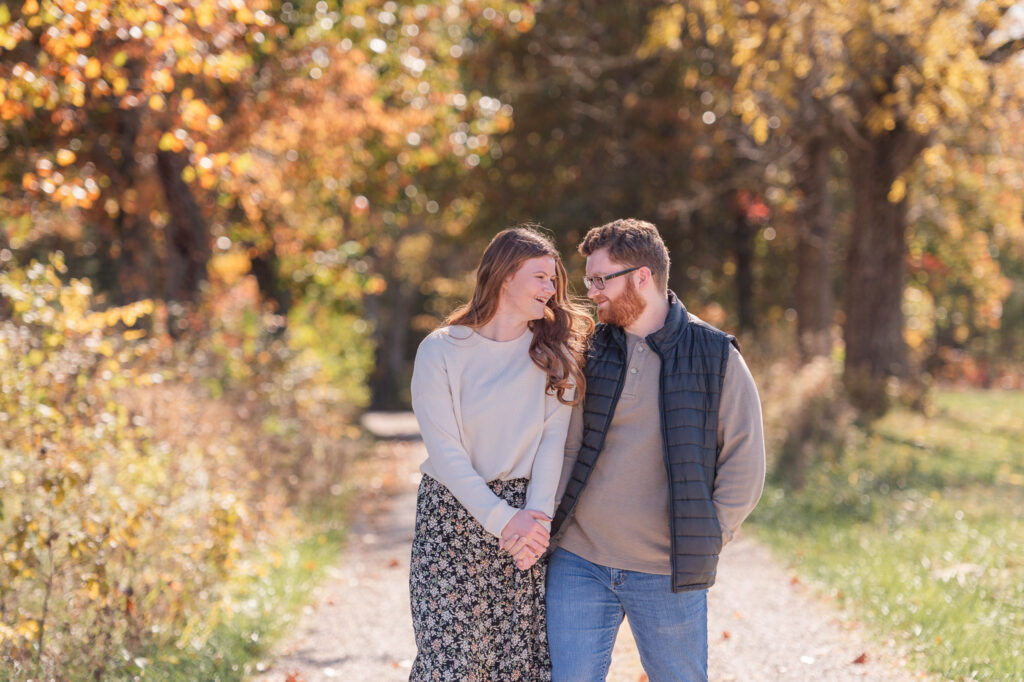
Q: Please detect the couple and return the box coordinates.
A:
[409,219,766,681]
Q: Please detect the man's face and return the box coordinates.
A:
[585,247,646,327]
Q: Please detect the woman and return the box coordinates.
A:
[409,225,592,681]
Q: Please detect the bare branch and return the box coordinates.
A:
[982,37,1024,63]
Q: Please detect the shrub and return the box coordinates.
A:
[0,254,366,679]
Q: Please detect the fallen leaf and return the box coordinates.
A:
[732,610,743,619]
[285,672,305,682]
[388,558,400,568]
[637,675,648,682]
[722,630,731,640]
[790,576,802,586]
[852,653,869,665]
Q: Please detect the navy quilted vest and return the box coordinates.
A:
[551,291,738,592]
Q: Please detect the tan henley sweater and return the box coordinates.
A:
[411,325,572,538]
[556,328,765,574]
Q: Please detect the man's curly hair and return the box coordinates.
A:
[578,218,670,293]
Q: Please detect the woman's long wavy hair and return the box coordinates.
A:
[447,225,593,406]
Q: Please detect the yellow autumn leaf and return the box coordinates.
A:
[84,58,102,79]
[16,620,39,638]
[149,94,166,111]
[158,131,177,152]
[21,0,38,16]
[153,68,175,93]
[229,153,252,175]
[56,149,76,166]
[751,116,769,145]
[888,178,907,203]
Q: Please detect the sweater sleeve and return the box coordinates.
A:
[410,334,518,538]
[713,346,766,545]
[555,401,584,507]
[525,387,574,528]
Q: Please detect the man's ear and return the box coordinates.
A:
[636,266,653,290]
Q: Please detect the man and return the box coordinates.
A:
[546,218,766,681]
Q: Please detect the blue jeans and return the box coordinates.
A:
[546,548,708,682]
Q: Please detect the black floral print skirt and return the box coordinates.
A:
[409,474,551,682]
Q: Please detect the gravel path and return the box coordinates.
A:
[253,415,930,682]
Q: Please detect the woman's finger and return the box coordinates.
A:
[515,540,545,559]
[499,534,520,552]
[523,529,550,548]
[527,510,552,524]
[504,535,530,556]
[529,521,550,541]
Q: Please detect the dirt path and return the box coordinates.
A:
[254,415,929,682]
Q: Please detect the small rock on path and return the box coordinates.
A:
[254,415,928,682]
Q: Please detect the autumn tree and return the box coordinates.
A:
[650,0,1024,409]
[466,0,796,337]
[219,0,534,408]
[0,0,286,308]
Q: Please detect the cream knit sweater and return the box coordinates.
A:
[410,325,572,537]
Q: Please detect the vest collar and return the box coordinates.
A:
[646,290,688,352]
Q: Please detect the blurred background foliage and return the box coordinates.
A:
[1,0,1023,677]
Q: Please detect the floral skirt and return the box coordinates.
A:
[409,474,551,682]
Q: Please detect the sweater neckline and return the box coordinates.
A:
[446,325,532,346]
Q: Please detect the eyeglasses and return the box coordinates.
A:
[583,266,640,291]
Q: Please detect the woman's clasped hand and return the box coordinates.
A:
[499,509,551,570]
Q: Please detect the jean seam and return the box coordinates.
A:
[600,627,615,681]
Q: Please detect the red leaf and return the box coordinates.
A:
[852,653,869,665]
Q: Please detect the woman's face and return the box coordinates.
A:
[501,255,557,322]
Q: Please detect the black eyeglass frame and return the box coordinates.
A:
[583,266,641,291]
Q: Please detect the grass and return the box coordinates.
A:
[750,390,1024,682]
[126,499,351,682]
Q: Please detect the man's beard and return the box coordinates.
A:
[596,278,646,327]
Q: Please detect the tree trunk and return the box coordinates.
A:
[250,243,291,317]
[156,150,209,305]
[110,105,153,304]
[368,273,417,410]
[733,192,755,333]
[115,211,153,304]
[794,137,834,359]
[0,231,11,320]
[841,125,926,412]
